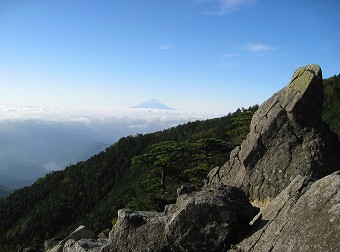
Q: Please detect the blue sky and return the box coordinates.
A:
[1,0,339,114]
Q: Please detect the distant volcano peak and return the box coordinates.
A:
[131,99,171,110]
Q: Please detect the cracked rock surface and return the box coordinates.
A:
[165,184,259,252]
[102,185,258,252]
[208,64,340,202]
[229,172,340,252]
[102,210,170,252]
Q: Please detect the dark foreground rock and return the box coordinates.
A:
[208,64,340,202]
[229,171,340,252]
[165,184,259,252]
[102,210,170,252]
[102,184,258,252]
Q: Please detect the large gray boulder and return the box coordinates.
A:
[102,209,170,252]
[165,184,259,252]
[102,184,258,252]
[230,171,340,252]
[208,64,340,202]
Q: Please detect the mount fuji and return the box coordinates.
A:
[131,99,172,109]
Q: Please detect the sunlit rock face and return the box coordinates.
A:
[208,64,340,202]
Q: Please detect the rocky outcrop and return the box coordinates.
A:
[102,210,169,252]
[165,184,259,252]
[102,184,258,252]
[208,64,340,202]
[229,171,340,252]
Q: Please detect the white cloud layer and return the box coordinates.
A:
[0,105,222,135]
[198,0,255,15]
[159,44,173,50]
[218,0,256,15]
[243,43,275,52]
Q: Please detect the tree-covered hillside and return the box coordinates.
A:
[0,106,258,250]
[323,74,340,138]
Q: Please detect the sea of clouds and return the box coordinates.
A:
[0,105,225,187]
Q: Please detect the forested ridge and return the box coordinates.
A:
[0,75,339,251]
[322,74,340,138]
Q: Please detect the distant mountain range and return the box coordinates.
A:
[44,142,110,171]
[0,120,111,189]
[131,99,172,109]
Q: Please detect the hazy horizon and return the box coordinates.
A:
[0,102,226,189]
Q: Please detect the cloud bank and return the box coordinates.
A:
[218,0,256,15]
[0,105,222,136]
[199,0,256,15]
[243,43,275,52]
[159,44,173,50]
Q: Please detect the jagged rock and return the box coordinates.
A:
[165,184,259,252]
[59,225,96,246]
[102,185,258,252]
[102,209,170,252]
[63,239,107,252]
[208,64,340,202]
[230,171,340,252]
